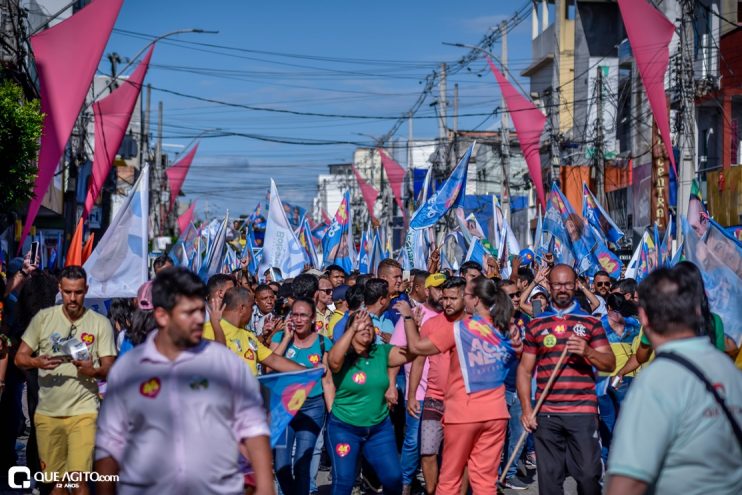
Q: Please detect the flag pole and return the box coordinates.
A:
[498,346,570,484]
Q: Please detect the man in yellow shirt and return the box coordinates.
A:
[315,276,334,338]
[203,287,302,376]
[15,266,117,493]
[327,285,349,340]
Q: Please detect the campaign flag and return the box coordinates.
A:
[452,314,516,393]
[589,224,622,278]
[534,207,543,252]
[491,194,521,257]
[406,228,428,270]
[410,144,474,230]
[260,180,307,279]
[582,184,624,246]
[687,180,709,237]
[258,368,324,447]
[684,220,742,344]
[369,231,384,275]
[199,214,228,282]
[539,199,573,267]
[321,192,353,273]
[659,224,671,267]
[418,166,433,209]
[170,222,198,267]
[464,238,488,267]
[635,230,658,282]
[297,217,319,268]
[623,236,642,280]
[551,183,599,275]
[358,228,372,274]
[241,226,260,275]
[222,244,240,273]
[83,164,149,299]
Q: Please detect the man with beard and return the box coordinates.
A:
[414,277,467,494]
[94,268,273,495]
[389,273,446,494]
[517,264,615,495]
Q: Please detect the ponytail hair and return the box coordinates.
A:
[472,276,513,331]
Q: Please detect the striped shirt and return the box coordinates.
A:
[523,302,608,415]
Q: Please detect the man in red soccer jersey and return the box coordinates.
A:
[516,264,615,495]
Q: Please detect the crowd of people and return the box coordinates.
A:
[1,248,740,495]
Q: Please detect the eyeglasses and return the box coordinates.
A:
[507,292,521,299]
[318,288,333,295]
[595,282,611,287]
[551,283,575,290]
[292,313,313,320]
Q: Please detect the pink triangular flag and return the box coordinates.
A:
[84,45,154,217]
[178,201,197,235]
[165,143,199,210]
[352,165,380,221]
[487,58,547,210]
[378,149,407,215]
[617,0,676,173]
[20,0,124,250]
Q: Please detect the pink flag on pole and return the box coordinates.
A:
[20,0,124,251]
[165,143,199,210]
[352,165,380,221]
[178,201,197,235]
[378,149,407,215]
[617,0,676,173]
[84,45,154,217]
[487,58,547,210]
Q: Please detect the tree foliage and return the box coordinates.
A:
[0,80,43,217]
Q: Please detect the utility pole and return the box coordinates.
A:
[438,63,448,170]
[152,100,163,237]
[546,88,561,187]
[594,66,606,206]
[676,0,696,246]
[500,21,512,221]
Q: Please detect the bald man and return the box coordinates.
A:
[516,264,615,495]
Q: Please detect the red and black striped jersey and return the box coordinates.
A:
[523,302,608,415]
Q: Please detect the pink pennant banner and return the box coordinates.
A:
[378,148,407,215]
[352,165,380,221]
[487,58,547,210]
[178,201,197,235]
[84,45,154,217]
[617,0,676,173]
[165,143,199,210]
[20,0,124,251]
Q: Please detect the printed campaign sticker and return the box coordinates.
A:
[140,377,161,398]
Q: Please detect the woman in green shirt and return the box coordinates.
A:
[327,309,412,495]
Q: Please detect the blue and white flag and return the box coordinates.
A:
[582,183,624,246]
[358,227,372,274]
[321,191,354,273]
[453,314,516,393]
[260,179,307,279]
[258,368,324,447]
[199,214,228,282]
[405,229,428,271]
[369,230,384,275]
[684,219,742,344]
[410,143,474,230]
[83,165,149,299]
[464,237,488,267]
[241,226,260,275]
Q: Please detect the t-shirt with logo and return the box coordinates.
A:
[370,313,394,344]
[523,301,608,415]
[203,319,273,376]
[22,305,117,417]
[271,331,333,398]
[315,308,333,338]
[331,343,393,427]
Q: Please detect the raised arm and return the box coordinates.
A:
[395,302,440,356]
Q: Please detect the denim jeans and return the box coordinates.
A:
[275,395,326,495]
[326,413,402,495]
[308,425,324,493]
[400,400,423,485]
[503,389,525,479]
[598,377,633,463]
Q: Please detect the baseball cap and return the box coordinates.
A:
[425,273,447,288]
[137,281,153,310]
[529,285,550,301]
[332,284,349,302]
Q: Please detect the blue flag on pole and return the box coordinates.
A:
[582,183,624,246]
[322,192,354,273]
[452,314,516,393]
[369,230,384,275]
[257,368,324,447]
[358,228,371,274]
[199,214,229,282]
[410,143,474,230]
[464,238,488,267]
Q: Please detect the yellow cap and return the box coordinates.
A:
[425,273,447,288]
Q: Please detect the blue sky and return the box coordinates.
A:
[102,0,534,220]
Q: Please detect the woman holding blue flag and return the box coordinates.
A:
[269,298,334,495]
[326,309,413,495]
[400,276,522,495]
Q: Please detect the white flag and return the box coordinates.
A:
[84,165,149,299]
[259,179,306,278]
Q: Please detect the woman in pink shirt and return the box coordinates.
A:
[397,276,523,495]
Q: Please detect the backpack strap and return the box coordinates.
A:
[655,351,742,451]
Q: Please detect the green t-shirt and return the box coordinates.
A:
[331,343,392,427]
[640,313,726,352]
[271,332,332,397]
